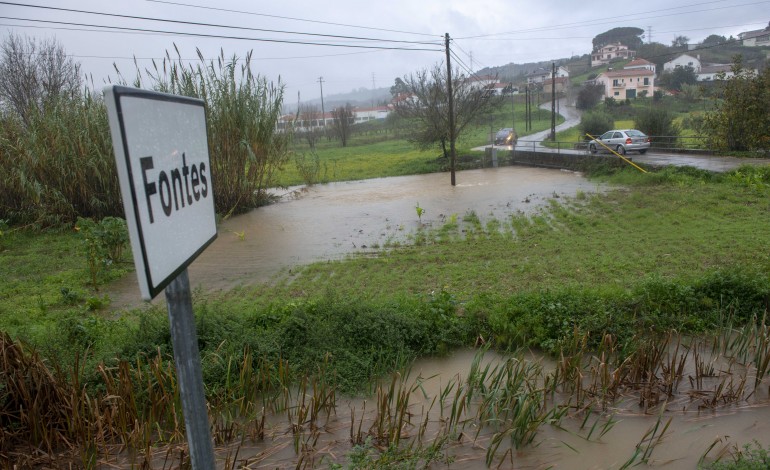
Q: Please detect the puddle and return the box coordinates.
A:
[109,166,599,309]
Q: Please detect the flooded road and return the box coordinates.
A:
[111,166,598,309]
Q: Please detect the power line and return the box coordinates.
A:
[146,0,440,38]
[0,2,442,47]
[457,0,768,39]
[0,16,444,52]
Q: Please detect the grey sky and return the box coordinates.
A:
[1,0,767,101]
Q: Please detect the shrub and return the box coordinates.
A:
[576,83,604,110]
[579,110,614,140]
[634,107,680,149]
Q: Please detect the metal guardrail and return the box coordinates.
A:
[508,135,714,155]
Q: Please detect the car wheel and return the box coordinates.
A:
[589,144,597,154]
[616,145,626,155]
[639,149,648,154]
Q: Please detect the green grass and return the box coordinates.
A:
[277,101,563,186]
[3,165,770,393]
[247,166,770,308]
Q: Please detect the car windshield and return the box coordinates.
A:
[496,129,511,137]
[625,130,646,137]
[600,132,613,139]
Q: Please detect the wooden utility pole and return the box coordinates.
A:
[445,33,457,186]
[550,62,556,141]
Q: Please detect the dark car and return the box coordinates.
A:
[494,128,517,146]
[588,129,650,155]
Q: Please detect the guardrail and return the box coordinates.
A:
[510,135,714,155]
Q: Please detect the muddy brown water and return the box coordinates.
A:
[110,166,599,310]
[104,167,770,468]
[114,348,770,469]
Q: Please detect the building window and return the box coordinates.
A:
[643,77,649,85]
[614,91,620,96]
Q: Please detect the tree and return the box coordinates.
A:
[0,33,81,126]
[296,103,322,149]
[658,66,697,91]
[702,34,726,46]
[331,103,353,147]
[637,42,671,73]
[393,64,501,181]
[671,35,690,48]
[592,27,645,51]
[576,83,605,110]
[703,58,770,151]
[390,77,408,97]
[579,110,614,140]
[635,107,680,149]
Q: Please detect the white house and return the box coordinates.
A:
[663,54,701,73]
[352,106,390,123]
[696,64,734,81]
[591,43,635,67]
[738,28,770,47]
[277,105,391,132]
[526,66,569,84]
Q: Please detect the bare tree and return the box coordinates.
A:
[296,103,322,149]
[393,64,500,162]
[0,33,82,126]
[331,103,354,147]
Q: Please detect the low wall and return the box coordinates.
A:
[483,148,627,172]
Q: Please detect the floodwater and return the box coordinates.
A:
[110,166,599,309]
[134,347,770,469]
[102,166,770,468]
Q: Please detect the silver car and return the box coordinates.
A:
[589,129,650,155]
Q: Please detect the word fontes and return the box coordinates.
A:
[140,153,209,223]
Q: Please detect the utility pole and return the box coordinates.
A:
[511,83,515,132]
[371,72,376,108]
[647,25,653,44]
[318,76,326,130]
[445,33,457,186]
[550,62,556,141]
[524,85,527,131]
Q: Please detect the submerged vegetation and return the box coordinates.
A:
[3,165,770,466]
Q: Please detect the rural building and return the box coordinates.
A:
[526,66,569,84]
[663,54,701,73]
[541,76,570,93]
[623,58,656,74]
[696,64,735,81]
[591,43,635,67]
[595,68,655,100]
[738,28,770,47]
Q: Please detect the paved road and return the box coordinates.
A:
[475,99,770,172]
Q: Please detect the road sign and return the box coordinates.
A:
[104,85,217,300]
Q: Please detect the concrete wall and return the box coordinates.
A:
[484,148,628,172]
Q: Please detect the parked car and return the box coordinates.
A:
[588,129,650,155]
[494,128,517,146]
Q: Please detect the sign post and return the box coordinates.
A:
[104,85,217,469]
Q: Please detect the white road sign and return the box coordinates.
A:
[104,85,217,300]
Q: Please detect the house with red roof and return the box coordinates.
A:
[595,67,655,100]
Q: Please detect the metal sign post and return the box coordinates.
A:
[104,85,217,469]
[165,269,216,468]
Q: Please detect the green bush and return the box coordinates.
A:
[634,107,680,148]
[579,110,615,140]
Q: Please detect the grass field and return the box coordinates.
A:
[276,101,563,186]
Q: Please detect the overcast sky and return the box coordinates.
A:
[1,0,767,102]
